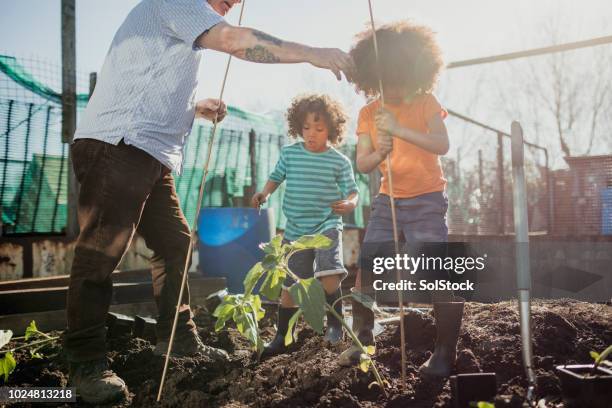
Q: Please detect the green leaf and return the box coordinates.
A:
[590,351,600,361]
[261,254,278,270]
[235,306,260,349]
[289,278,325,334]
[259,268,286,300]
[292,234,333,250]
[243,262,265,296]
[0,351,16,382]
[261,235,283,256]
[250,295,265,321]
[475,402,495,408]
[284,309,302,346]
[0,330,12,349]
[213,299,237,332]
[593,345,612,368]
[25,321,39,341]
[359,353,371,373]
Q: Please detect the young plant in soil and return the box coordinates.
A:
[214,234,388,394]
[0,321,60,382]
[590,345,612,372]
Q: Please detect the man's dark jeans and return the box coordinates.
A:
[64,138,196,362]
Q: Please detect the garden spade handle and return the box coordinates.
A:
[367,0,407,388]
[510,121,537,405]
[157,1,247,401]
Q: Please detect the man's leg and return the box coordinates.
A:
[65,139,164,403]
[136,171,228,361]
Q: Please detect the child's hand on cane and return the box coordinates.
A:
[375,108,396,158]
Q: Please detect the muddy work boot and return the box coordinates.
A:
[324,289,344,344]
[261,306,299,358]
[154,330,229,362]
[419,297,465,378]
[338,297,375,366]
[69,359,128,404]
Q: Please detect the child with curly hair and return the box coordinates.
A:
[252,94,359,357]
[339,21,464,378]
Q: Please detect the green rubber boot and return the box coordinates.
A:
[419,297,465,377]
[262,306,299,358]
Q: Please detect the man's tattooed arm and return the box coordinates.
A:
[244,45,280,63]
[252,30,283,47]
[197,23,354,80]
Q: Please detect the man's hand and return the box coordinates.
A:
[309,48,355,82]
[375,108,400,136]
[195,98,227,123]
[251,192,268,208]
[331,199,357,215]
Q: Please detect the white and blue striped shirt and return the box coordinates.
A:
[74,0,224,173]
[269,142,359,241]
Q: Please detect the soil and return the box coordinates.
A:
[3,299,611,407]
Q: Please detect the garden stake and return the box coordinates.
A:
[156,1,247,401]
[510,121,537,406]
[366,0,407,388]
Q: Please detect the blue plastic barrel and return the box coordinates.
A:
[602,188,612,235]
[197,208,275,293]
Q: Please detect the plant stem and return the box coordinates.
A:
[0,336,59,354]
[331,294,354,310]
[325,304,388,397]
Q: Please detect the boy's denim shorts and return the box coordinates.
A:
[363,191,449,243]
[282,228,348,289]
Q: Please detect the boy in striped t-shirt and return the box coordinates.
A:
[252,94,359,357]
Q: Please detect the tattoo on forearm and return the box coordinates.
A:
[245,46,280,63]
[252,30,283,46]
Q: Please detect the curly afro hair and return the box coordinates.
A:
[350,20,444,97]
[286,94,348,146]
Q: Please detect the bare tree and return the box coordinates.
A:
[496,17,612,160]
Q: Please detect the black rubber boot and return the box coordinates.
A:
[338,296,375,366]
[324,289,344,344]
[262,306,299,358]
[419,297,465,377]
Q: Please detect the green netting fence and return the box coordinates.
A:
[0,55,369,236]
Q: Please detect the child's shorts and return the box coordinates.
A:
[359,191,450,291]
[282,228,348,289]
[363,191,448,244]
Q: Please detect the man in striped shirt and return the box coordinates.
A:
[67,0,355,403]
[252,94,358,356]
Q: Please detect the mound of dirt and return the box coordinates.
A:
[3,299,610,407]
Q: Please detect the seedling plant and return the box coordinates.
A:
[0,321,60,382]
[214,234,388,394]
[590,345,612,372]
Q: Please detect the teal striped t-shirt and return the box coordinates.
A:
[269,142,359,241]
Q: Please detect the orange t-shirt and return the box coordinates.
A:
[356,93,448,199]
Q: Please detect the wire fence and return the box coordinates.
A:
[0,55,370,236]
[444,111,551,236]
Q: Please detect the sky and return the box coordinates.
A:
[1,0,611,166]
